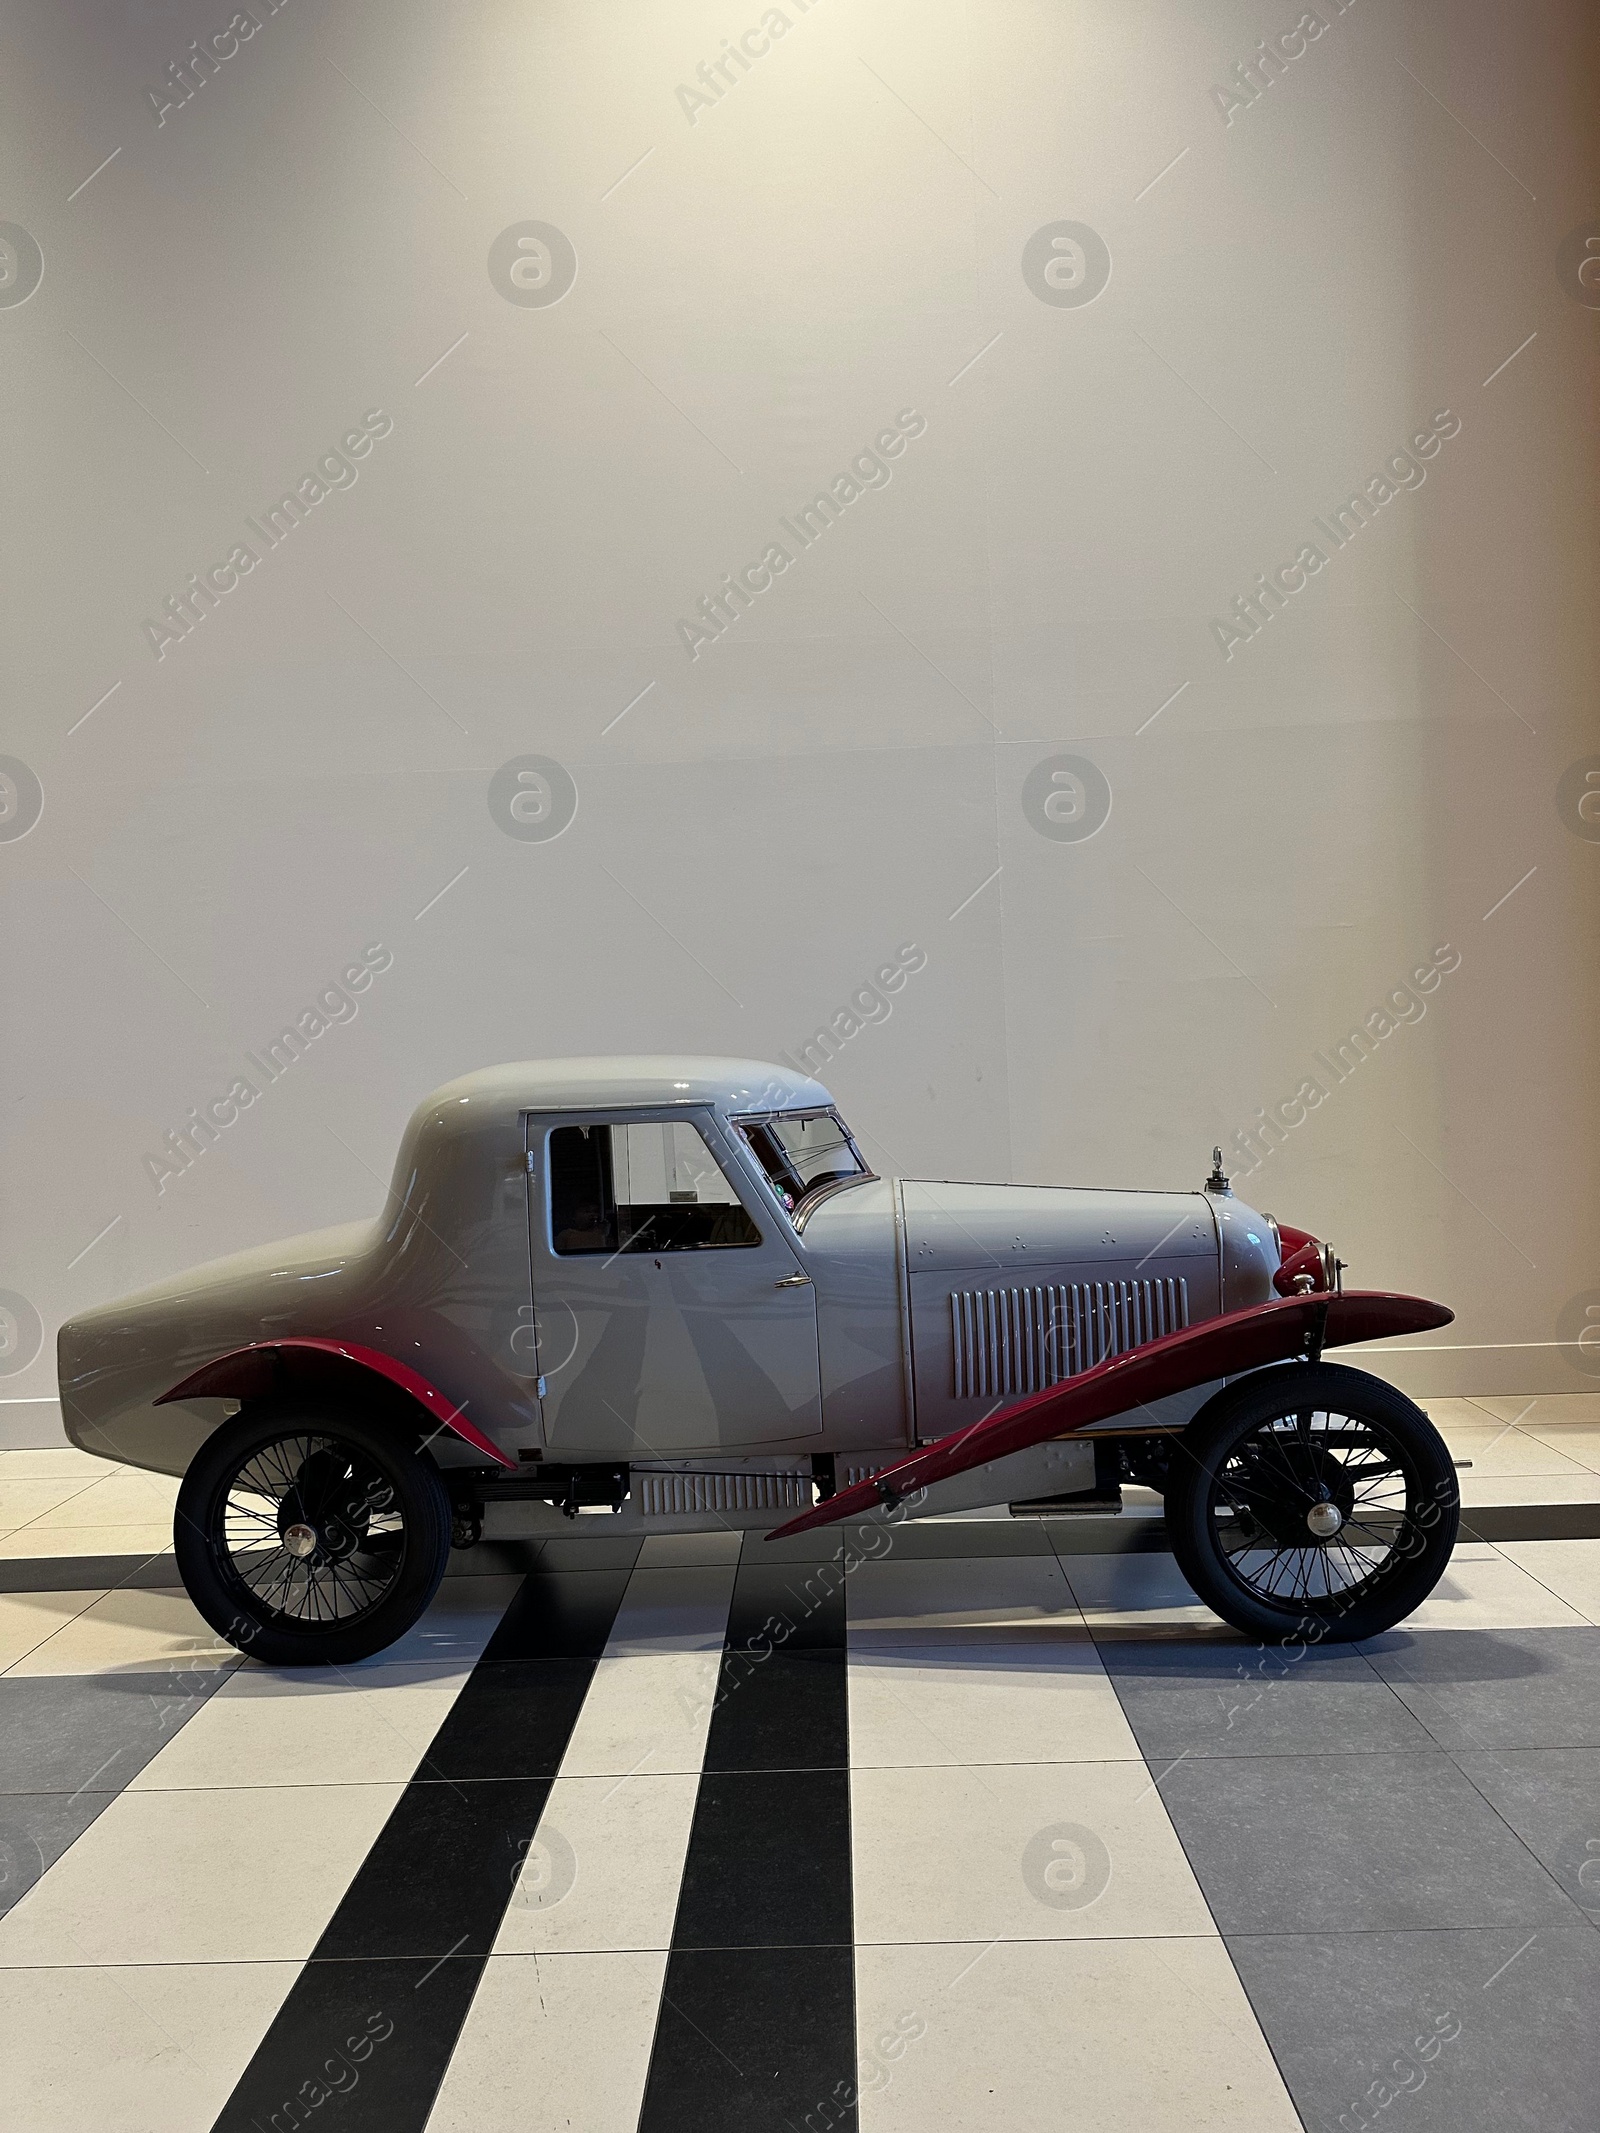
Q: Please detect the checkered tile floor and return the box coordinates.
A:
[0,1399,1597,2131]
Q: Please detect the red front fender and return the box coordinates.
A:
[766,1289,1452,1540]
[155,1337,517,1470]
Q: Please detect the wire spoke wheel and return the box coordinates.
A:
[1212,1405,1413,1610]
[1164,1363,1459,1643]
[174,1395,452,1665]
[218,1432,406,1630]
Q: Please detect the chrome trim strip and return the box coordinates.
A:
[790,1173,878,1232]
[892,1177,919,1446]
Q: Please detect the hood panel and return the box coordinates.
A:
[901,1181,1225,1445]
[899,1181,1216,1277]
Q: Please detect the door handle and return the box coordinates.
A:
[773,1272,812,1288]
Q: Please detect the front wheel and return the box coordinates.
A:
[1164,1363,1459,1643]
[174,1397,452,1665]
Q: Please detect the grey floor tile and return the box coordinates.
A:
[1359,1628,1600,1750]
[0,1671,232,1922]
[1227,1926,1600,2133]
[851,1520,1055,1559]
[0,1790,114,1917]
[1159,1752,1582,1933]
[1103,1640,1435,1757]
[0,1670,231,1795]
[1453,1748,1600,1921]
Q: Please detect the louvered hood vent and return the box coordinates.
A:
[950,1278,1189,1400]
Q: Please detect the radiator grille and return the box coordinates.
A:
[633,1468,812,1516]
[949,1277,1189,1400]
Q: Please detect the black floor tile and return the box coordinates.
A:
[671,1769,853,1949]
[639,1945,858,2133]
[416,1659,594,1780]
[1159,1751,1584,1933]
[1452,1747,1600,1920]
[216,1565,624,2133]
[723,1560,847,1652]
[1101,1641,1434,1757]
[1228,1926,1600,2133]
[703,1650,848,1772]
[315,1776,555,1960]
[479,1567,633,1661]
[1359,1628,1600,1749]
[211,1956,485,2133]
[639,1544,857,2121]
[525,1533,644,1573]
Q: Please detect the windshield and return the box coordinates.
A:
[733,1109,872,1216]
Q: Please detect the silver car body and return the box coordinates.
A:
[58,1058,1285,1521]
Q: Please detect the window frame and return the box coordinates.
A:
[540,1107,767,1258]
[727,1106,877,1230]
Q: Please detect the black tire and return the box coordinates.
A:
[174,1395,452,1665]
[1164,1362,1459,1643]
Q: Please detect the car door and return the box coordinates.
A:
[526,1107,823,1454]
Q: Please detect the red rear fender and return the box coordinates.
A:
[155,1337,516,1469]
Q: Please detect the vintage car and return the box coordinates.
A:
[57,1058,1460,1663]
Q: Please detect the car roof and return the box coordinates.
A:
[426,1056,836,1119]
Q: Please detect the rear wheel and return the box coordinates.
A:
[174,1397,452,1665]
[1163,1363,1458,1643]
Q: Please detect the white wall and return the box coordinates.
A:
[3,0,1599,1442]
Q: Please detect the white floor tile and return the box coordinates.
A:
[558,1648,725,1777]
[1422,1398,1505,1429]
[0,1479,102,1528]
[0,1781,403,1967]
[127,1662,473,1790]
[1459,1473,1600,1507]
[0,1587,106,1672]
[496,1773,701,1954]
[6,1587,241,1676]
[22,1470,180,1529]
[851,1760,1217,1944]
[1430,1424,1590,1478]
[1467,1392,1600,1427]
[0,1524,174,1561]
[855,1938,1301,2132]
[282,1573,527,1673]
[0,1959,296,2133]
[0,1447,121,1481]
[602,1562,737,1653]
[848,1639,1141,1767]
[1492,1538,1600,1624]
[1394,1550,1589,1631]
[1522,1425,1600,1476]
[424,1950,668,2133]
[1059,1552,1228,1634]
[637,1529,744,1566]
[847,1555,1082,1641]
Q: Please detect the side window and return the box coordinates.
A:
[549,1120,761,1254]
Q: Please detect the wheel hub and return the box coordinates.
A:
[1232,1434,1357,1548]
[217,1428,415,1639]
